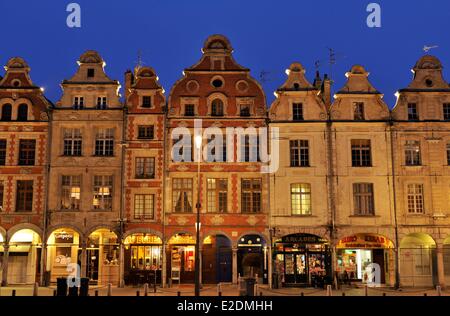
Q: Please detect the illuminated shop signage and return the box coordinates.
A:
[279,234,327,244]
[337,234,393,249]
[125,234,162,245]
[54,232,74,243]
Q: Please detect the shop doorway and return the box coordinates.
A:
[400,233,436,287]
[202,235,232,284]
[8,229,41,284]
[237,234,268,284]
[167,233,196,284]
[87,230,119,285]
[337,234,394,285]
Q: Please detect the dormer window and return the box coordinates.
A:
[408,103,419,121]
[184,104,195,117]
[87,68,95,78]
[211,99,224,116]
[17,104,28,121]
[240,105,251,117]
[353,102,365,120]
[292,103,304,121]
[443,103,450,121]
[97,97,107,109]
[74,97,84,109]
[142,96,152,108]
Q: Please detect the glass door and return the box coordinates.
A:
[283,253,307,284]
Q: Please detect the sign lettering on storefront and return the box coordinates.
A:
[280,234,327,244]
[337,234,393,249]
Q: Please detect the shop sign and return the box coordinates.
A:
[125,234,162,245]
[337,234,393,249]
[279,234,327,244]
[54,232,74,244]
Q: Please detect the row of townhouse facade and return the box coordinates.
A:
[0,35,449,289]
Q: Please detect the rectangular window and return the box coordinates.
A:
[444,103,450,121]
[292,103,304,121]
[63,128,82,156]
[353,183,374,215]
[74,97,84,109]
[61,175,81,210]
[408,103,419,121]
[142,96,152,108]
[207,179,228,213]
[354,102,365,120]
[172,178,193,213]
[96,97,107,109]
[407,184,424,214]
[0,139,6,165]
[405,140,421,166]
[95,128,114,156]
[87,68,95,78]
[291,184,311,215]
[207,135,226,162]
[290,140,309,167]
[241,135,259,162]
[240,105,251,117]
[138,126,154,139]
[241,179,261,213]
[184,104,195,116]
[93,175,113,210]
[135,157,155,179]
[134,194,154,220]
[16,180,33,212]
[351,139,372,167]
[19,139,36,166]
[172,135,193,162]
[0,180,4,212]
[447,143,450,166]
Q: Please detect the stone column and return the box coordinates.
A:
[268,246,273,288]
[199,248,203,286]
[80,242,87,279]
[39,242,47,286]
[1,244,9,286]
[436,243,446,289]
[232,247,238,284]
[162,243,169,288]
[119,243,125,287]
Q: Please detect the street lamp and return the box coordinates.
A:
[194,134,202,296]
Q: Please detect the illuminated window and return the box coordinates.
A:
[16,180,33,212]
[18,139,36,166]
[351,139,371,167]
[353,183,374,215]
[172,178,193,213]
[0,139,6,165]
[207,179,227,213]
[95,128,114,156]
[290,140,309,167]
[93,175,113,210]
[405,140,421,166]
[61,175,81,210]
[63,128,82,156]
[134,194,154,220]
[241,179,261,213]
[135,157,155,179]
[291,184,311,215]
[407,184,424,214]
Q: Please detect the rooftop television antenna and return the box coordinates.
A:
[423,45,438,53]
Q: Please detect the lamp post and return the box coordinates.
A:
[194,135,202,296]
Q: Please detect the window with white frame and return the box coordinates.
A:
[95,128,114,156]
[353,183,374,215]
[134,194,154,220]
[407,184,424,214]
[135,157,155,179]
[61,175,81,210]
[351,139,372,167]
[290,140,309,167]
[405,140,421,166]
[93,175,113,210]
[63,128,82,156]
[207,179,227,213]
[172,178,193,213]
[291,183,311,215]
[73,96,84,109]
[241,179,261,213]
[96,97,107,109]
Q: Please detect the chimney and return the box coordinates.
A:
[124,69,133,100]
[313,71,322,90]
[321,74,332,107]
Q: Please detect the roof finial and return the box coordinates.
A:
[423,45,438,53]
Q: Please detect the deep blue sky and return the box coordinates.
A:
[1,0,449,107]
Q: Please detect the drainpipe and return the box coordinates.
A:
[161,101,168,288]
[118,103,127,288]
[389,120,401,289]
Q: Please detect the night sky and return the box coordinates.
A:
[1,0,449,107]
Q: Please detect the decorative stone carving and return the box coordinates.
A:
[176,216,188,226]
[176,165,189,172]
[210,215,224,225]
[246,215,258,226]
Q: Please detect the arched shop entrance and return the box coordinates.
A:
[274,233,331,287]
[86,229,119,285]
[7,229,42,284]
[400,233,436,287]
[167,233,196,284]
[124,233,162,286]
[237,234,268,284]
[336,233,394,285]
[46,228,80,282]
[202,235,232,284]
[445,236,450,286]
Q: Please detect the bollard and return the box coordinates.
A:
[342,292,345,296]
[177,291,181,296]
[218,291,222,296]
[12,289,16,297]
[136,290,140,296]
[300,292,304,296]
[33,282,39,296]
[436,285,442,296]
[95,290,99,297]
[217,283,222,296]
[260,292,263,297]
[424,293,427,296]
[53,290,57,297]
[364,285,368,296]
[382,292,386,296]
[107,283,112,296]
[144,283,149,297]
[154,283,157,294]
[326,285,332,296]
